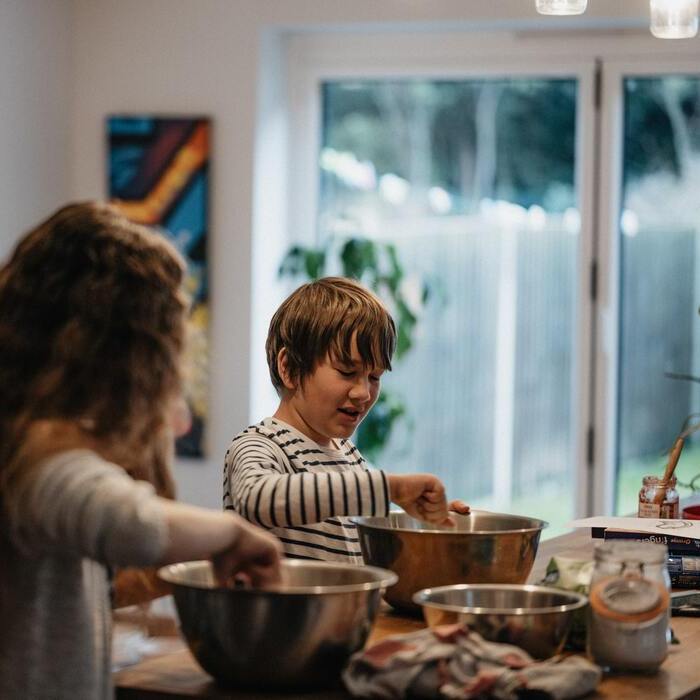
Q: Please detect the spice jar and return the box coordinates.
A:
[638,475,679,519]
[587,541,670,672]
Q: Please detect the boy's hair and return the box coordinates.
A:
[266,276,396,394]
[0,201,187,488]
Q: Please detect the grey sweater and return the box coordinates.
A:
[0,449,168,699]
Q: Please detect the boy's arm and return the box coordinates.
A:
[225,435,390,527]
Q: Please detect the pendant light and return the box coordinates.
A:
[650,0,699,38]
[536,0,588,15]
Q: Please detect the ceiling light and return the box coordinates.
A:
[650,0,699,38]
[536,0,588,15]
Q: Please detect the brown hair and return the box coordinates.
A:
[0,201,187,493]
[266,276,396,394]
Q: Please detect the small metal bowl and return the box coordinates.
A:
[414,583,588,658]
[158,559,397,689]
[352,511,547,611]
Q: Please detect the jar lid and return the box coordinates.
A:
[599,578,660,614]
[590,576,669,623]
[594,540,667,565]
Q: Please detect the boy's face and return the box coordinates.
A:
[278,337,384,447]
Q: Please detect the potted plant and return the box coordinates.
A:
[278,237,439,461]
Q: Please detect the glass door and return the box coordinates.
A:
[288,60,597,536]
[600,64,700,516]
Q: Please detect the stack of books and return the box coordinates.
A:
[592,527,700,588]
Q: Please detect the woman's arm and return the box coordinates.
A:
[160,500,282,586]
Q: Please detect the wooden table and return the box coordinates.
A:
[115,530,700,700]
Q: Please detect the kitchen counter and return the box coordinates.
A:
[115,529,700,700]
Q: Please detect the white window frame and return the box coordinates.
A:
[276,29,700,519]
[594,58,700,516]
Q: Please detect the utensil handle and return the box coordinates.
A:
[653,437,684,505]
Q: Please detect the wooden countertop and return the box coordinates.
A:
[114,529,700,700]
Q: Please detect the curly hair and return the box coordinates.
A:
[0,201,187,490]
[266,276,396,394]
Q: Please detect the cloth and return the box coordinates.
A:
[342,624,601,700]
[224,417,389,563]
[540,556,594,651]
[0,449,168,700]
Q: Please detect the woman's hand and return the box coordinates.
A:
[212,515,283,588]
[161,501,283,588]
[387,473,452,525]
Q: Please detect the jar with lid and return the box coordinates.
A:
[587,541,670,672]
[638,475,679,519]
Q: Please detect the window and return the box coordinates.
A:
[613,71,700,516]
[277,33,700,535]
[318,78,584,535]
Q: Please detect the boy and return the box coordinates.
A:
[224,277,467,563]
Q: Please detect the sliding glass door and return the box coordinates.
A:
[606,66,700,515]
[287,63,596,537]
[281,37,700,532]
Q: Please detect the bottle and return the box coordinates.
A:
[638,475,679,519]
[587,541,670,672]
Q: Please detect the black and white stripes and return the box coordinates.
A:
[223,418,389,563]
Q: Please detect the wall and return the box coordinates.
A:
[69,0,652,508]
[0,0,72,260]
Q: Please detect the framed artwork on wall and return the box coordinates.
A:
[107,115,210,457]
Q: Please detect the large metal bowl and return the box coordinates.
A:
[158,559,397,689]
[352,511,547,611]
[414,584,588,658]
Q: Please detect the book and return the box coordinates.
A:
[590,529,700,588]
[593,528,700,555]
[572,515,700,540]
[668,554,700,588]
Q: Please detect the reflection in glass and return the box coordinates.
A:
[616,76,700,515]
[318,79,579,535]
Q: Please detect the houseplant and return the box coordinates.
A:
[278,237,439,461]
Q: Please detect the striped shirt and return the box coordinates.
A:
[223,417,390,563]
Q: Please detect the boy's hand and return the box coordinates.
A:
[212,515,283,589]
[387,473,452,525]
[449,499,470,515]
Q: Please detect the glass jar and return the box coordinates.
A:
[638,475,679,519]
[587,541,670,673]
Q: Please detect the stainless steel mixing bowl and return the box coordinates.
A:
[158,559,397,689]
[352,511,547,611]
[414,583,588,658]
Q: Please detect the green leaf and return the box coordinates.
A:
[340,239,378,282]
[278,245,327,280]
[304,250,326,280]
[278,245,306,278]
[355,391,407,462]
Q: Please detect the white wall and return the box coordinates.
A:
[68,0,653,508]
[0,0,72,260]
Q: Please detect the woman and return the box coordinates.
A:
[0,202,281,699]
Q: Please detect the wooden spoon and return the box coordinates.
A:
[653,437,684,506]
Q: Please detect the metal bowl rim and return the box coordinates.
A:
[158,558,398,595]
[412,583,588,615]
[351,509,548,535]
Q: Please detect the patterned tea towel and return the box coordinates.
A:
[342,624,601,700]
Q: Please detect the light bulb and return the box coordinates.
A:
[536,0,588,15]
[650,0,699,38]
